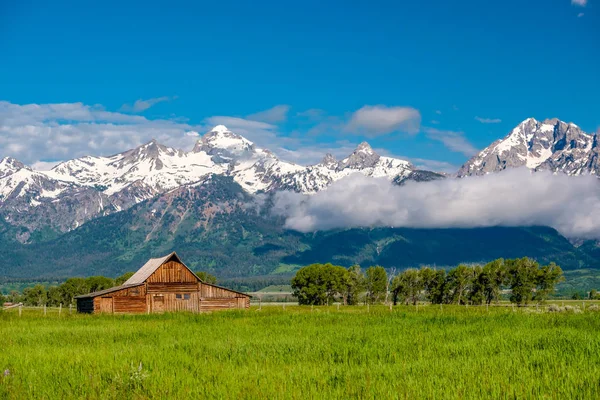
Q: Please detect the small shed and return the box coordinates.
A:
[76,252,250,314]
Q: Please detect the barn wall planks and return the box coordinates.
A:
[113,297,147,313]
[147,261,197,283]
[200,283,240,299]
[147,283,198,293]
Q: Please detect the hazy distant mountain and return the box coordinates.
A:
[458,118,599,177]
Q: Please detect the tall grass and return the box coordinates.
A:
[1,306,599,399]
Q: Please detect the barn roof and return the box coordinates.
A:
[123,252,186,285]
[75,283,143,299]
[77,251,251,299]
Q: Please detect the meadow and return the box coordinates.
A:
[1,305,599,399]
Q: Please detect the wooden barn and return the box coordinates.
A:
[76,252,250,314]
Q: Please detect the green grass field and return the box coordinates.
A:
[1,305,599,399]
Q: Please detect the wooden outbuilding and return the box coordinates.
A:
[76,252,250,314]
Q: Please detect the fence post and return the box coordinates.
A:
[283,303,286,311]
[259,298,262,311]
[59,303,62,317]
[389,303,392,312]
[486,303,489,313]
[69,304,72,315]
[311,304,313,313]
[44,304,47,316]
[367,303,370,313]
[512,304,515,312]
[337,303,340,311]
[19,304,22,317]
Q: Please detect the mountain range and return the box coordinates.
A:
[1,118,599,279]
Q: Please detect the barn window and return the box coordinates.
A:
[184,294,190,300]
[130,288,140,296]
[176,293,190,300]
[176,294,182,300]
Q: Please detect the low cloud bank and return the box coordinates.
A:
[273,169,600,239]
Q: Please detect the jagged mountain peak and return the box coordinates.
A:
[193,125,256,159]
[458,117,597,177]
[340,141,380,169]
[0,157,27,179]
[319,153,337,169]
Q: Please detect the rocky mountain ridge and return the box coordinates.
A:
[458,118,599,177]
[0,125,416,239]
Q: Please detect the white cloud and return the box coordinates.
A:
[273,169,600,239]
[297,108,326,121]
[475,116,502,124]
[578,12,585,17]
[204,116,276,131]
[435,110,442,115]
[571,0,587,6]
[0,101,199,165]
[424,127,478,157]
[345,105,421,137]
[120,96,175,113]
[246,105,290,123]
[30,161,60,171]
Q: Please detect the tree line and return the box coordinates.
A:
[0,270,217,307]
[291,258,565,306]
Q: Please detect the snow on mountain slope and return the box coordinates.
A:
[0,158,72,203]
[274,142,413,193]
[458,118,598,177]
[0,125,421,240]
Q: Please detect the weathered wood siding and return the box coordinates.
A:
[147,282,198,293]
[147,261,197,283]
[150,292,200,312]
[91,285,147,314]
[200,283,240,298]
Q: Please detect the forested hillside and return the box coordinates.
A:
[1,176,599,280]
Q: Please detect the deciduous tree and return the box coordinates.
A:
[365,266,387,304]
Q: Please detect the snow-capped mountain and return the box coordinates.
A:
[0,125,417,239]
[458,118,599,177]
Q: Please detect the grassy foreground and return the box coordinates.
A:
[1,306,599,399]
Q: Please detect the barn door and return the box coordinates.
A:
[152,295,165,313]
[99,297,113,313]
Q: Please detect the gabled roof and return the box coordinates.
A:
[75,283,144,299]
[123,252,191,285]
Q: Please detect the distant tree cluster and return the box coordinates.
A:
[291,263,389,305]
[392,258,564,306]
[1,273,131,307]
[195,271,217,284]
[290,258,564,306]
[588,289,600,300]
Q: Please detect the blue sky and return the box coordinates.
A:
[0,0,598,171]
